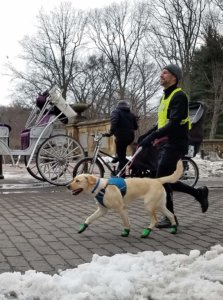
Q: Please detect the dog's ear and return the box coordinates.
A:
[87,175,97,185]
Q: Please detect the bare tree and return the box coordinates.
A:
[196,7,223,138]
[148,0,207,93]
[68,54,118,118]
[214,0,223,10]
[127,51,160,116]
[208,63,223,138]
[8,2,87,104]
[88,0,150,99]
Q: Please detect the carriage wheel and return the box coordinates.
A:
[24,153,46,182]
[36,135,85,186]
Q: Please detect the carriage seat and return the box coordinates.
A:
[0,123,11,135]
[0,124,11,147]
[20,114,55,150]
[21,91,56,150]
[20,88,70,150]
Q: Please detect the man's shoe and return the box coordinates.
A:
[155,215,178,229]
[196,186,209,213]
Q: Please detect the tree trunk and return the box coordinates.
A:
[209,99,220,139]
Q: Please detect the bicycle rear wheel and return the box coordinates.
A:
[180,157,199,187]
[73,157,104,178]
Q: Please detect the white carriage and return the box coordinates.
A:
[0,86,85,186]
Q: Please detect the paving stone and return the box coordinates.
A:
[0,241,15,248]
[47,242,70,251]
[56,249,79,259]
[40,235,58,242]
[34,246,56,255]
[7,256,29,267]
[0,262,12,272]
[1,248,21,256]
[49,230,69,238]
[22,250,43,261]
[64,258,86,268]
[59,237,79,246]
[29,260,53,273]
[28,239,48,247]
[13,243,36,252]
[44,254,66,266]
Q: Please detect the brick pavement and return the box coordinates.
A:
[0,166,222,274]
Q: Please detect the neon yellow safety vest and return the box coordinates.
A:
[158,88,191,129]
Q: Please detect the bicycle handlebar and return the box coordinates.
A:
[90,133,111,140]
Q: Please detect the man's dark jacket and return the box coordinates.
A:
[109,106,138,139]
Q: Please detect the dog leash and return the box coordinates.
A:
[116,146,143,177]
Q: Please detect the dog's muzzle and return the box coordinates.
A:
[67,184,83,196]
[72,188,83,195]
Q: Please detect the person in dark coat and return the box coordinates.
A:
[106,100,138,172]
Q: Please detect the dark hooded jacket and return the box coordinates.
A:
[109,102,138,139]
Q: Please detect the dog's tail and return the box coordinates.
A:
[158,160,183,185]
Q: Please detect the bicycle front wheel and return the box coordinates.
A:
[73,157,104,178]
[180,157,199,187]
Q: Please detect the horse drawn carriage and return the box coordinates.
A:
[0,86,85,186]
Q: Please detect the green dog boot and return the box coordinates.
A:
[121,228,130,237]
[141,228,152,238]
[169,225,177,234]
[78,223,88,233]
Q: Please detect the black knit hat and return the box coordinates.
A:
[117,100,130,108]
[163,64,182,82]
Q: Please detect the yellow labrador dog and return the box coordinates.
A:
[68,160,183,238]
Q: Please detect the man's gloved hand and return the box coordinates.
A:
[139,132,156,147]
[137,128,156,144]
[103,132,112,137]
[137,135,145,144]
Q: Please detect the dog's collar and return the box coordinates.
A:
[91,179,101,194]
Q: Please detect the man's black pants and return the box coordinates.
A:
[156,144,198,214]
[156,145,182,213]
[115,133,134,171]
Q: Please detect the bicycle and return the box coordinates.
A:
[73,133,119,178]
[72,133,199,187]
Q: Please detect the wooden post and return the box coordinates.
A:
[0,155,4,179]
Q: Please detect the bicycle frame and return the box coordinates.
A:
[89,134,116,175]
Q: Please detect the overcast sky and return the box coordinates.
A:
[0,0,122,107]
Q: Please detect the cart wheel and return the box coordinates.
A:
[24,154,46,181]
[36,135,85,186]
